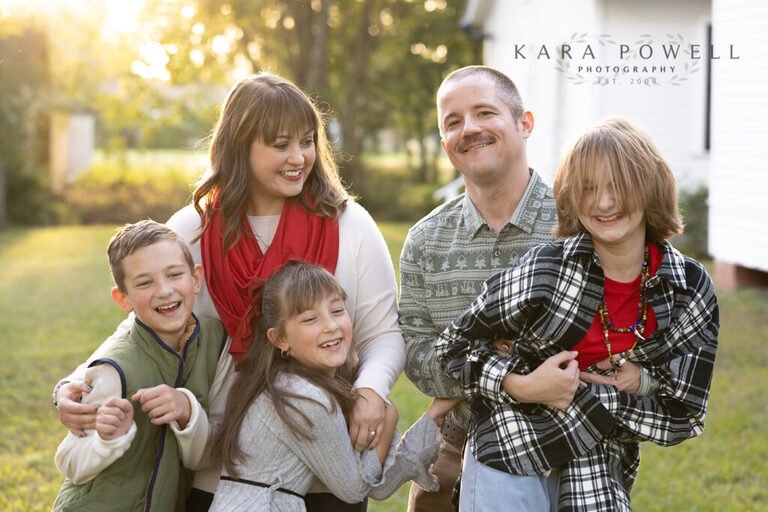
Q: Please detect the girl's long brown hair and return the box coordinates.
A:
[212,261,358,477]
[193,72,348,251]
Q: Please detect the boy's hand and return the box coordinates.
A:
[57,382,99,437]
[132,385,191,429]
[426,397,462,428]
[95,397,134,441]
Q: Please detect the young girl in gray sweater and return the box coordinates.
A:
[209,261,457,511]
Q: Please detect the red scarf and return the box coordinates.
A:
[200,196,339,360]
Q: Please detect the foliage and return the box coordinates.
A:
[1,224,767,511]
[134,0,480,182]
[0,19,53,225]
[56,151,205,225]
[55,148,449,224]
[355,156,443,221]
[676,185,709,259]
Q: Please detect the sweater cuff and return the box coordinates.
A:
[94,422,137,457]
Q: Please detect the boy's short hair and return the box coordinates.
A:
[553,117,684,243]
[107,220,195,293]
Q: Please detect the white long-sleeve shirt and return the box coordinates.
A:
[54,364,209,485]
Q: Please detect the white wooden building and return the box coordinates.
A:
[708,0,768,287]
[461,0,767,288]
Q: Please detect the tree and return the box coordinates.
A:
[0,19,50,225]
[136,0,479,184]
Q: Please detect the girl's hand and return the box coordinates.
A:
[349,387,387,452]
[426,397,462,428]
[132,385,191,428]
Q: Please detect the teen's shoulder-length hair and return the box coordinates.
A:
[193,72,348,250]
[553,117,683,244]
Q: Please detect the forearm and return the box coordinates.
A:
[590,352,714,446]
[368,413,441,500]
[54,423,137,484]
[354,331,404,402]
[171,388,209,469]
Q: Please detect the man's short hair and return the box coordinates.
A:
[439,65,525,121]
[107,220,195,293]
[553,117,684,243]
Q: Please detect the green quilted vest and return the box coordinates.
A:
[53,315,225,512]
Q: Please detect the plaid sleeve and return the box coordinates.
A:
[436,268,530,403]
[591,262,719,446]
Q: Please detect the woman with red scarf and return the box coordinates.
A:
[54,73,405,512]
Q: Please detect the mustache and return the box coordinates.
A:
[457,134,494,153]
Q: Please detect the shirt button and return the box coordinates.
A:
[493,249,500,257]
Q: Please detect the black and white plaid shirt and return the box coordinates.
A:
[436,233,719,510]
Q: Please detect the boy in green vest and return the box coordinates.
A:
[53,220,226,511]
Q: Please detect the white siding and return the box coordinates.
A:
[708,0,768,272]
[476,0,711,189]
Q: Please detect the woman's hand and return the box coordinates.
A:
[349,387,387,452]
[57,381,99,436]
[579,358,641,394]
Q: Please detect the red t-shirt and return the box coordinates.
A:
[571,243,662,370]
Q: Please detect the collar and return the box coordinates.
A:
[461,169,549,238]
[134,313,201,357]
[655,241,688,289]
[562,234,689,290]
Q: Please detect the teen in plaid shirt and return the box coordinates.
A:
[437,118,719,511]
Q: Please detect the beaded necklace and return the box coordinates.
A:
[598,246,649,369]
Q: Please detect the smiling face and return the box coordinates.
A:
[576,162,647,253]
[247,127,316,215]
[437,74,533,187]
[111,240,202,350]
[269,293,353,375]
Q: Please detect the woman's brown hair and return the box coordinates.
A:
[553,117,683,243]
[211,261,357,477]
[193,72,348,251]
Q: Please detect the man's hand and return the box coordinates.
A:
[348,387,387,452]
[95,397,134,441]
[579,358,641,394]
[132,385,191,429]
[57,382,99,436]
[502,351,580,410]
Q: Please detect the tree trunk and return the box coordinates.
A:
[289,1,314,86]
[306,0,330,93]
[341,0,374,186]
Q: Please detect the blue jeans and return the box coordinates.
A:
[460,450,560,512]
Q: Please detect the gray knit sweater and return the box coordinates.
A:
[209,374,441,511]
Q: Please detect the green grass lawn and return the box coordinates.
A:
[1,224,767,511]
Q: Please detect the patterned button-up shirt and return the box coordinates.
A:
[399,170,557,427]
[436,233,719,511]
